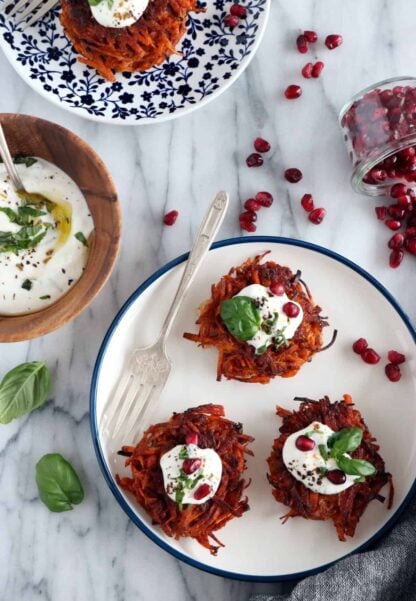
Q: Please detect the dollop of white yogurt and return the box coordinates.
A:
[90,0,149,28]
[235,284,303,353]
[160,444,222,506]
[282,422,358,495]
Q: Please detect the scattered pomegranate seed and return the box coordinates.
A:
[396,195,412,210]
[352,338,368,354]
[224,14,240,28]
[283,301,300,318]
[244,198,261,212]
[385,219,401,231]
[182,458,202,475]
[325,34,343,50]
[304,30,317,43]
[284,167,303,183]
[387,350,406,365]
[405,238,416,255]
[255,191,273,207]
[163,210,179,226]
[230,3,247,18]
[254,137,271,153]
[193,483,212,500]
[362,348,381,364]
[246,153,263,167]
[301,63,313,79]
[326,469,346,485]
[309,207,326,224]
[240,210,257,223]
[186,432,198,445]
[270,281,285,296]
[296,34,309,54]
[390,183,408,198]
[385,363,401,382]
[239,220,257,232]
[311,61,325,78]
[388,233,405,250]
[284,85,302,100]
[388,205,405,220]
[301,194,314,212]
[389,249,404,268]
[295,435,315,451]
[375,206,387,220]
[405,227,416,238]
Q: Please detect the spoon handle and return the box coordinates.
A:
[0,124,25,191]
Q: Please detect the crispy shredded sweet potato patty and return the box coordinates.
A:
[116,404,254,555]
[267,395,394,540]
[184,253,328,383]
[60,0,200,81]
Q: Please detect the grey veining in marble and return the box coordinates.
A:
[1,0,415,599]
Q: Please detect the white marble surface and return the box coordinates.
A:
[1,1,415,599]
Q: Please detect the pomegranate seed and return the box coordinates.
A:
[182,458,202,475]
[405,238,416,254]
[194,483,212,500]
[186,432,198,445]
[244,198,261,212]
[284,85,302,100]
[304,30,317,43]
[352,338,368,354]
[385,363,401,382]
[246,153,263,167]
[284,167,303,183]
[270,281,285,296]
[387,350,406,364]
[390,183,408,198]
[283,301,300,318]
[163,210,179,226]
[295,435,315,451]
[301,194,314,212]
[254,137,271,153]
[240,210,257,223]
[370,168,387,181]
[296,34,309,54]
[375,206,387,220]
[230,3,247,18]
[240,220,257,232]
[385,219,401,231]
[388,205,405,219]
[325,34,343,50]
[396,195,412,210]
[255,191,273,207]
[389,249,404,268]
[309,207,326,224]
[326,469,346,485]
[362,348,381,364]
[224,14,240,28]
[311,61,324,78]
[388,233,404,250]
[405,227,416,238]
[301,63,313,79]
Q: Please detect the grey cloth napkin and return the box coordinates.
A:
[250,495,416,601]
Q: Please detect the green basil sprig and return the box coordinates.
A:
[320,427,377,480]
[220,296,261,341]
[327,427,363,456]
[336,455,377,478]
[0,361,51,424]
[36,454,84,512]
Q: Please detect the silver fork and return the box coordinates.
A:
[3,0,58,29]
[101,191,229,445]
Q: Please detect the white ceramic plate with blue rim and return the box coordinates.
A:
[0,0,270,124]
[90,237,416,581]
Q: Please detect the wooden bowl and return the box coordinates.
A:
[0,113,121,342]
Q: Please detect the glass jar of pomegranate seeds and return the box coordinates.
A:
[340,76,416,196]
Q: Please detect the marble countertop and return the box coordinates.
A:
[1,0,415,599]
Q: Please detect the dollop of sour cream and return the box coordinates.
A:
[282,422,358,495]
[90,0,149,28]
[160,443,222,506]
[235,284,303,353]
[0,158,94,316]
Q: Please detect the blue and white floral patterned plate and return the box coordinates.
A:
[0,0,270,124]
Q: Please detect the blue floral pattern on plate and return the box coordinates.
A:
[0,0,269,124]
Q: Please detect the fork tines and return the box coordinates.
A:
[4,0,58,28]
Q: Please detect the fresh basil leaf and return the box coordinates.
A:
[0,361,51,424]
[319,467,328,475]
[75,231,88,247]
[220,296,261,342]
[36,453,84,512]
[256,344,268,355]
[328,427,363,457]
[0,207,19,222]
[318,444,329,461]
[336,455,377,477]
[13,156,37,167]
[175,486,185,511]
[88,0,102,5]
[178,446,188,460]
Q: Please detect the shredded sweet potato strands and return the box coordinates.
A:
[117,404,254,555]
[184,253,327,383]
[267,396,394,541]
[60,0,200,81]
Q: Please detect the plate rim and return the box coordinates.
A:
[89,235,416,582]
[0,0,271,125]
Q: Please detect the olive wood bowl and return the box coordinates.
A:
[0,113,121,342]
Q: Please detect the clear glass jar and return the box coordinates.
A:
[339,76,416,197]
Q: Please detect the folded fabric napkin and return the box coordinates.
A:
[250,494,416,601]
